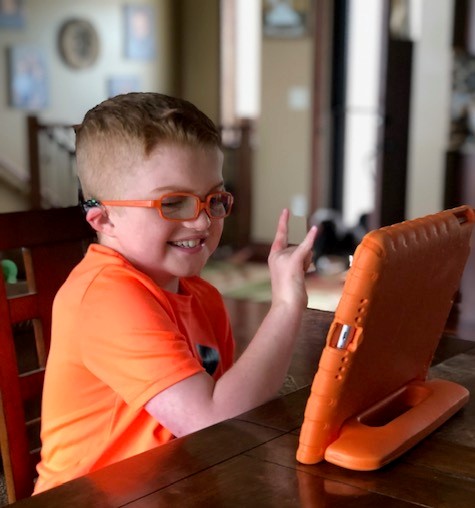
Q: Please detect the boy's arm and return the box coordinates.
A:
[145,209,317,437]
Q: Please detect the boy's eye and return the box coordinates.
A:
[159,194,196,219]
[161,196,187,208]
[209,195,224,207]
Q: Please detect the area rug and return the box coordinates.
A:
[202,261,344,312]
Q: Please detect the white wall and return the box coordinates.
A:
[406,0,454,218]
[0,0,175,209]
[343,0,384,227]
[253,37,313,243]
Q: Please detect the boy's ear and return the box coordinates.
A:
[86,207,116,237]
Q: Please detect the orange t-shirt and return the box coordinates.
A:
[34,244,234,493]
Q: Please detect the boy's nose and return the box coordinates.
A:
[184,209,211,230]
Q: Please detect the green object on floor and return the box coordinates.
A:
[1,259,18,283]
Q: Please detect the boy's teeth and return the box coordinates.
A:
[173,239,200,248]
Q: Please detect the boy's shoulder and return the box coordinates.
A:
[66,243,146,287]
[57,243,161,306]
[61,244,223,307]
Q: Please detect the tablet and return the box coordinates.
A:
[297,205,475,470]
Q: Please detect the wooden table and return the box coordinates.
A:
[10,308,475,507]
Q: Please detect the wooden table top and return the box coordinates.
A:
[11,307,475,507]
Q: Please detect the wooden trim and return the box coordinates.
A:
[375,37,413,227]
[235,119,252,248]
[219,0,237,128]
[453,0,475,53]
[310,0,334,213]
[27,115,42,210]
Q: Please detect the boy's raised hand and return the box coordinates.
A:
[146,209,318,437]
[268,209,318,310]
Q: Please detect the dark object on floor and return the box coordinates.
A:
[309,209,368,272]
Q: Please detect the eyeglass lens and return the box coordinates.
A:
[160,193,231,220]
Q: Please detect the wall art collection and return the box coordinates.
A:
[2,1,153,110]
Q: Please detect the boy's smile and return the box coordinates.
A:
[169,236,208,251]
[96,142,225,293]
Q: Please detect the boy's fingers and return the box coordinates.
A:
[296,226,317,271]
[270,209,290,253]
[303,248,314,272]
[299,226,317,266]
[302,225,318,249]
[293,225,318,257]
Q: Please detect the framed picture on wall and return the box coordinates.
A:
[8,46,49,109]
[107,75,141,97]
[263,0,313,38]
[58,18,100,69]
[124,5,156,60]
[0,0,25,29]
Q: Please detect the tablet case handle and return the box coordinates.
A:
[323,379,469,470]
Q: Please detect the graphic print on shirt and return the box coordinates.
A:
[196,344,220,375]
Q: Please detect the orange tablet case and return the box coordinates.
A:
[297,205,475,470]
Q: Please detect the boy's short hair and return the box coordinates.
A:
[75,92,222,200]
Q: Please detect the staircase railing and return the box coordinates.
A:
[27,115,77,209]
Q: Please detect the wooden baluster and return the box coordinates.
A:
[27,115,41,210]
[236,119,253,249]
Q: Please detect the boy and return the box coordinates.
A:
[34,93,317,493]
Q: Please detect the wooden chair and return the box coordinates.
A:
[0,206,96,503]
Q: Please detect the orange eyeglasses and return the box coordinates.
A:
[90,191,234,222]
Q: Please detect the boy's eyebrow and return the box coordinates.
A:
[151,181,226,195]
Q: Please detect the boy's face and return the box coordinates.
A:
[100,143,225,292]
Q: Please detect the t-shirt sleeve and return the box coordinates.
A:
[78,269,204,410]
[187,276,236,372]
[213,296,235,371]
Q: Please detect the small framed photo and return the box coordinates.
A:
[58,18,100,69]
[124,5,156,60]
[8,46,49,109]
[263,0,312,39]
[107,76,141,97]
[0,0,25,29]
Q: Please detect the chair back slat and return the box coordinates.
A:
[0,206,95,502]
[19,371,45,400]
[9,294,39,324]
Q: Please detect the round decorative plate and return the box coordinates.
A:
[58,19,99,69]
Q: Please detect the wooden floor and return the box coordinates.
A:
[203,261,345,312]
